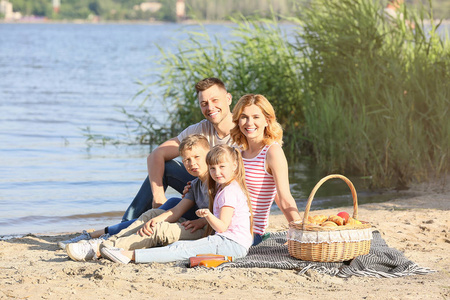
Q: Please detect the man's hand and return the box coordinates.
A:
[138,219,159,236]
[152,195,167,209]
[182,181,192,198]
[181,218,208,233]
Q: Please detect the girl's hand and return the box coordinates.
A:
[196,209,211,218]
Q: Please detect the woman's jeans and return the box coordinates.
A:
[121,159,195,222]
[134,234,248,263]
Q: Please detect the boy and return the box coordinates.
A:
[66,134,212,261]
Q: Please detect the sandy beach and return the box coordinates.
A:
[1,177,448,300]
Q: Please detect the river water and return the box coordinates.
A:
[1,23,433,237]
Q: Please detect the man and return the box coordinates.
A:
[122,78,235,222]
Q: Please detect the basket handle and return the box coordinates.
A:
[302,174,358,230]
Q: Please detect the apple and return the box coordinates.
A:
[337,211,350,224]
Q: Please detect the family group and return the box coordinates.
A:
[58,78,301,265]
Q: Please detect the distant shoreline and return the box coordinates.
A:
[0,18,234,25]
[2,18,449,26]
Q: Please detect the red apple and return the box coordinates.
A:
[337,211,350,224]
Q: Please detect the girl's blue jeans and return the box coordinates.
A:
[134,234,248,263]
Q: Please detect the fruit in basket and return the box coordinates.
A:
[321,221,338,227]
[308,214,328,225]
[337,211,350,224]
[328,215,344,226]
[345,217,362,226]
[345,217,356,226]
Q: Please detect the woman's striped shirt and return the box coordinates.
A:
[242,143,277,235]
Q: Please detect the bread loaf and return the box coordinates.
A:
[308,214,328,225]
[328,215,344,226]
[321,221,338,227]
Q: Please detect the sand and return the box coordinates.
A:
[0,177,448,300]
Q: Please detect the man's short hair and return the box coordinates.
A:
[195,78,226,95]
[179,134,210,156]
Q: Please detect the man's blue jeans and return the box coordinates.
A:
[121,159,195,222]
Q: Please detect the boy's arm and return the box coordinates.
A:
[138,198,195,236]
[147,137,181,208]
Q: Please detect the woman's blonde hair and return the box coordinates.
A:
[204,144,253,236]
[230,94,283,150]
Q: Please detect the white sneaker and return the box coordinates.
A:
[58,230,91,250]
[100,247,131,264]
[73,233,110,245]
[66,239,103,261]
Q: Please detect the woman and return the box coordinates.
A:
[231,94,301,245]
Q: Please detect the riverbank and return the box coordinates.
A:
[0,176,448,299]
[2,18,449,25]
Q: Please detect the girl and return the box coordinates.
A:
[230,94,301,245]
[100,144,253,264]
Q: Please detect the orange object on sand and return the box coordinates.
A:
[189,254,233,268]
[198,259,228,268]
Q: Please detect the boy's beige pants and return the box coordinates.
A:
[100,209,206,251]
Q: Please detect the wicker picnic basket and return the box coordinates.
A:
[288,174,372,262]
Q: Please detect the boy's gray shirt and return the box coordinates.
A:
[184,177,208,209]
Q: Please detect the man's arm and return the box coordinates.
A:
[147,137,180,208]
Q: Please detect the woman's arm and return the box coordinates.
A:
[266,144,301,222]
[196,206,234,233]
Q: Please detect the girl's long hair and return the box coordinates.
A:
[204,144,253,236]
[230,94,283,150]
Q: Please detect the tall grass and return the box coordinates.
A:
[134,0,449,188]
[299,0,449,187]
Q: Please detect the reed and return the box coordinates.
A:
[298,0,449,187]
[137,0,448,188]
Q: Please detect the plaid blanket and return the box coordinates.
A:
[217,230,434,278]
